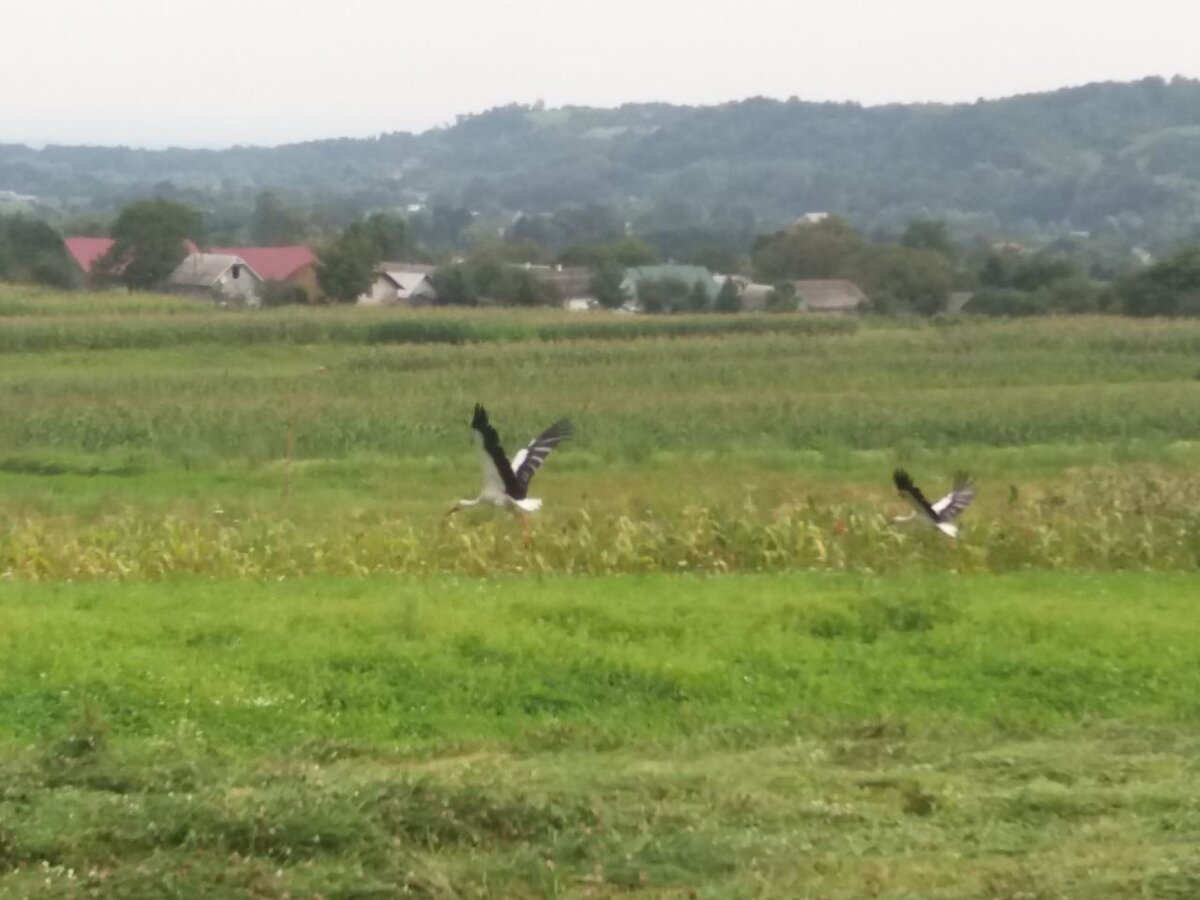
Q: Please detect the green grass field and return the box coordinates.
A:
[1,292,1199,896]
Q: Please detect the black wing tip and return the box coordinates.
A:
[471,403,489,430]
[893,468,913,491]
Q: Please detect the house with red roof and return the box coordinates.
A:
[207,245,318,299]
[63,237,116,278]
[64,236,201,285]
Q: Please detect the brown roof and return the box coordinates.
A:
[793,280,867,312]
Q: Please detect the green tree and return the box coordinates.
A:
[979,250,1078,291]
[358,212,411,261]
[260,280,310,307]
[752,217,865,282]
[636,277,690,314]
[251,191,308,245]
[856,245,955,316]
[900,219,953,257]
[686,278,712,311]
[316,230,377,302]
[508,269,552,307]
[430,265,478,306]
[1118,245,1200,316]
[559,238,656,269]
[589,262,628,309]
[714,277,741,313]
[96,199,202,290]
[0,215,78,288]
[766,282,798,313]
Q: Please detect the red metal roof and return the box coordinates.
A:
[66,237,201,275]
[207,245,316,282]
[64,237,115,274]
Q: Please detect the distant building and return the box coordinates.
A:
[794,212,830,226]
[64,236,200,284]
[947,291,975,314]
[207,245,317,298]
[716,274,774,311]
[793,279,868,313]
[360,263,438,306]
[64,237,118,278]
[563,297,601,312]
[166,253,263,305]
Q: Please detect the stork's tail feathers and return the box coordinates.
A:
[936,522,958,538]
[513,497,542,513]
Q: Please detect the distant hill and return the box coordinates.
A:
[3,77,1200,245]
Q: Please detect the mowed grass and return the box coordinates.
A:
[2,572,1200,897]
[3,295,1200,895]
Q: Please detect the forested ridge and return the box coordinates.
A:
[3,77,1200,245]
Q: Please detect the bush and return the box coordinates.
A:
[260,281,310,307]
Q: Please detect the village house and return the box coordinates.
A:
[947,291,975,314]
[166,253,264,305]
[208,245,318,299]
[793,279,868,313]
[716,274,774,311]
[64,236,200,285]
[64,237,117,280]
[359,263,438,306]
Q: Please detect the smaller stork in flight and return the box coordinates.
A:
[448,404,573,529]
[892,469,975,538]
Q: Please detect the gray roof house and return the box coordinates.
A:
[793,279,868,313]
[716,274,775,312]
[166,253,263,306]
[359,264,439,306]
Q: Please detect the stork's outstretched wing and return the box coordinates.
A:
[471,404,520,497]
[510,419,573,497]
[893,468,938,520]
[932,472,975,521]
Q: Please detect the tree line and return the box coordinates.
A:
[4,195,1200,319]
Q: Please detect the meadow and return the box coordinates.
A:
[1,289,1199,896]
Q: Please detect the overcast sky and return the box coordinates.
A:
[3,0,1198,149]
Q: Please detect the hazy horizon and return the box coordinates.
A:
[5,0,1200,150]
[4,74,1194,153]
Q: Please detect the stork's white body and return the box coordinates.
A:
[893,512,958,538]
[891,469,974,539]
[451,436,544,513]
[448,404,571,519]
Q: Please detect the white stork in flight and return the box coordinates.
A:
[447,404,573,523]
[892,469,975,538]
